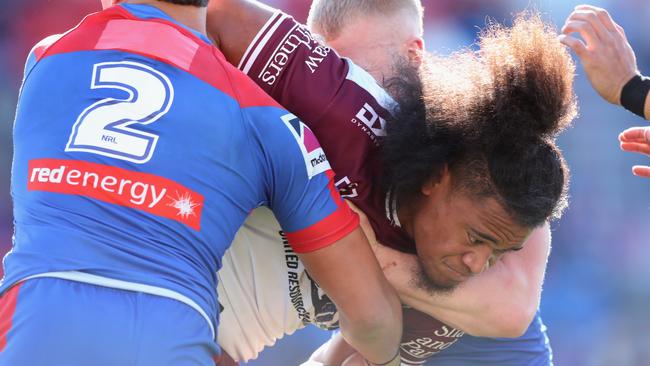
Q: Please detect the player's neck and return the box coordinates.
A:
[123,0,208,36]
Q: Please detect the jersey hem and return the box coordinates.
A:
[20,271,215,339]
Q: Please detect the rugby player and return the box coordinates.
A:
[561,4,650,179]
[0,1,406,365]
[208,1,576,365]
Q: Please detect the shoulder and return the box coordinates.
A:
[23,34,65,76]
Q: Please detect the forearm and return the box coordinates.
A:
[560,5,650,119]
[299,227,402,365]
[382,224,551,337]
[336,291,402,365]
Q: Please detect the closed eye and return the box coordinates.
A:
[494,246,524,255]
[467,232,485,245]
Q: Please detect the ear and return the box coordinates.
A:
[421,166,450,196]
[406,36,425,66]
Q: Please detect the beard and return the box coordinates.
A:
[411,257,459,295]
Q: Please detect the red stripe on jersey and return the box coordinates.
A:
[325,170,343,208]
[27,159,205,231]
[286,204,359,254]
[286,172,359,253]
[34,6,279,110]
[0,283,22,352]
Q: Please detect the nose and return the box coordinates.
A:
[461,244,492,274]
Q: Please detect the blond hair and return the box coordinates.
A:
[307,0,424,40]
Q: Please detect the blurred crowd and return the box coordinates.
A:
[1,1,649,365]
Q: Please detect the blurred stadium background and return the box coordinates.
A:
[1,1,649,365]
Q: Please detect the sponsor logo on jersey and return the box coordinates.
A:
[400,326,464,361]
[259,25,330,86]
[281,230,312,325]
[27,158,204,230]
[281,114,331,179]
[355,102,387,137]
[335,176,359,198]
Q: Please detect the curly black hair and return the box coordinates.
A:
[382,12,577,228]
[159,0,208,7]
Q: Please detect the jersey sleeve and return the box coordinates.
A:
[399,306,465,364]
[242,106,360,254]
[237,11,396,131]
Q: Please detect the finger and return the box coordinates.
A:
[620,142,650,156]
[566,10,609,40]
[558,34,588,58]
[574,4,601,11]
[562,20,600,49]
[614,23,627,39]
[632,165,650,178]
[574,5,617,33]
[619,127,650,143]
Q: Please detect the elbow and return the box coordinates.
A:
[484,294,538,338]
[494,304,536,338]
[467,280,539,338]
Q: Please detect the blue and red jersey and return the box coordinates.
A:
[1,3,357,336]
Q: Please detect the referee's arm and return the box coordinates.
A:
[561,5,650,179]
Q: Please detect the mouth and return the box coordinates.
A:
[442,261,470,283]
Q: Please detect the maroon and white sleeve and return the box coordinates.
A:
[237,11,395,131]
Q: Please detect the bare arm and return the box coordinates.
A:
[208,3,404,363]
[372,224,551,338]
[298,227,402,365]
[561,5,650,177]
[344,200,550,338]
[207,0,275,66]
[560,5,650,119]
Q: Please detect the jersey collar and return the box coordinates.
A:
[119,3,212,45]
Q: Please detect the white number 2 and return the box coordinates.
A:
[66,61,174,164]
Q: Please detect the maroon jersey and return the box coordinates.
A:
[239,11,415,255]
[238,11,465,364]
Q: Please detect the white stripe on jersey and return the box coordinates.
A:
[239,11,286,74]
[23,271,215,339]
[344,58,397,114]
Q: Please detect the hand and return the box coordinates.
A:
[560,5,638,105]
[619,127,650,178]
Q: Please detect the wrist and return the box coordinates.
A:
[620,74,650,118]
[366,350,401,366]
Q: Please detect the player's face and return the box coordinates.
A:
[404,172,532,292]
